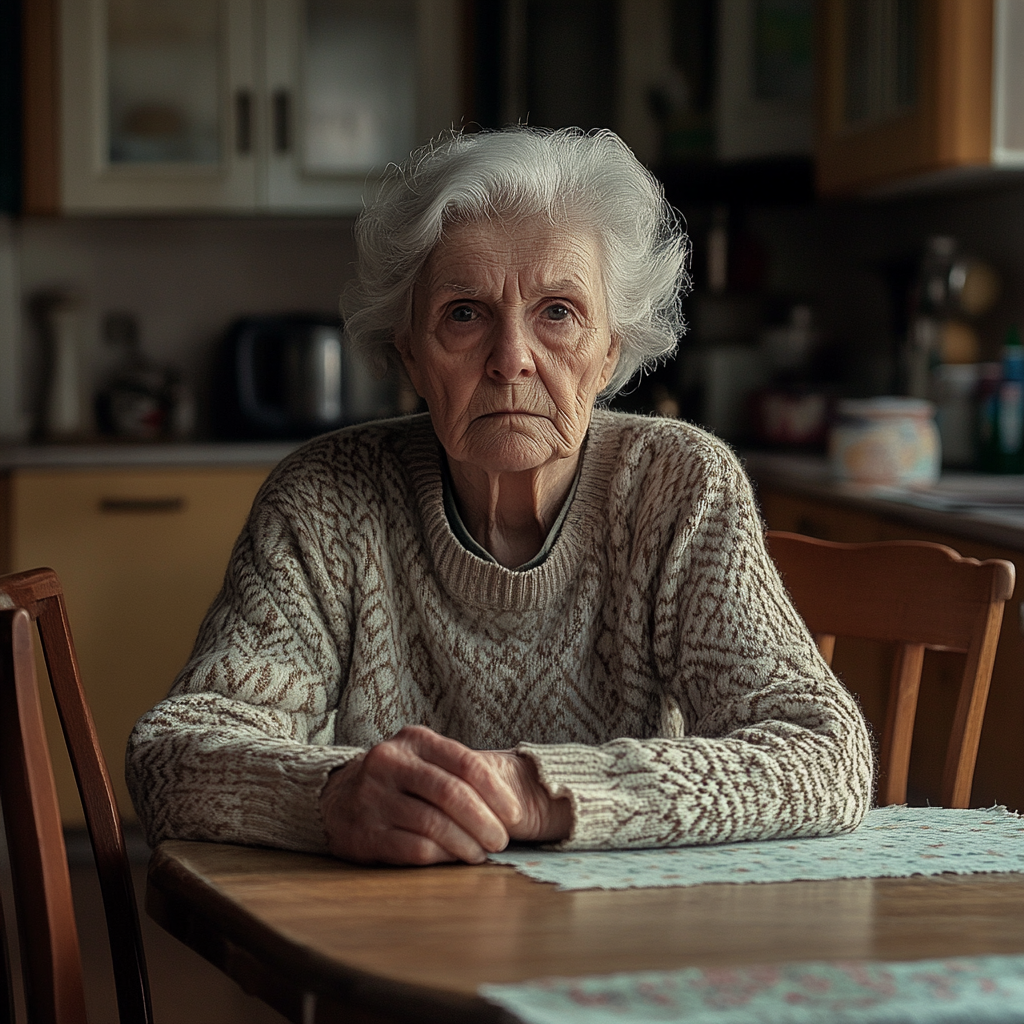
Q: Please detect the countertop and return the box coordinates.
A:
[0,441,302,470]
[7,440,1024,552]
[743,450,1024,552]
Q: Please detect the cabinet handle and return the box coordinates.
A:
[99,497,186,514]
[235,89,253,154]
[273,89,291,153]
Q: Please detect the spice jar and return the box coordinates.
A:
[829,397,941,487]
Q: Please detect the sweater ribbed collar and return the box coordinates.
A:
[402,411,621,612]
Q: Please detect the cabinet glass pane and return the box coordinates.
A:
[107,0,221,164]
[843,0,917,128]
[301,0,416,175]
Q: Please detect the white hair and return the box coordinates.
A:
[343,126,690,397]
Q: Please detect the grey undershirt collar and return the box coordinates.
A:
[441,458,582,572]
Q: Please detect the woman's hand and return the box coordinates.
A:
[320,725,571,865]
[481,749,574,845]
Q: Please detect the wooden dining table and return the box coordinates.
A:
[146,839,1024,1024]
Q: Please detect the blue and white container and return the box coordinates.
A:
[829,397,941,487]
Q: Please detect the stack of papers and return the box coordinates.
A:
[851,474,1024,514]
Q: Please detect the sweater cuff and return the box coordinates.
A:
[516,741,653,850]
[131,738,361,856]
[240,747,357,854]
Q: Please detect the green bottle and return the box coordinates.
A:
[993,326,1024,473]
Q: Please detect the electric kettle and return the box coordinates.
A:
[211,314,391,440]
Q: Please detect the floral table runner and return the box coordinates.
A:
[489,806,1024,891]
[480,954,1024,1024]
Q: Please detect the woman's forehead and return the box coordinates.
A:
[421,217,603,294]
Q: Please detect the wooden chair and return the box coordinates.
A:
[766,531,1015,809]
[0,567,152,1024]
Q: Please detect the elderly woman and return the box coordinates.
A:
[127,127,872,865]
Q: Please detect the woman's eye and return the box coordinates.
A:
[449,305,476,323]
[543,304,571,321]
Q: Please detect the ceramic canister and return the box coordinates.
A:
[829,397,941,487]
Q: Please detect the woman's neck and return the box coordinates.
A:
[447,454,580,569]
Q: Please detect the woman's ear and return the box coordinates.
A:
[393,332,425,397]
[597,333,621,391]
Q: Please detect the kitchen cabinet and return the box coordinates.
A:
[1,464,273,825]
[816,0,1024,196]
[756,483,1024,815]
[24,0,461,214]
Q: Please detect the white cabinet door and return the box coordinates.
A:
[61,0,258,212]
[261,0,460,212]
[58,0,460,213]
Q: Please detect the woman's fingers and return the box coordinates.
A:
[380,829,459,866]
[388,791,493,864]
[365,729,511,852]
[322,759,482,864]
[475,749,574,844]
[391,725,524,826]
[392,757,509,854]
[321,727,527,865]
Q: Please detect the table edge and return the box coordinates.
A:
[146,842,514,1024]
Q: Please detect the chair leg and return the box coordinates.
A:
[0,609,89,1024]
[36,596,154,1023]
[878,643,925,806]
[0,889,15,1024]
[942,605,1004,809]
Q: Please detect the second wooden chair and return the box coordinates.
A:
[766,531,1015,809]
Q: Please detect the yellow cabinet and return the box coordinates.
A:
[4,465,272,825]
[816,0,1024,195]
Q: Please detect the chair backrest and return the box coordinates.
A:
[766,531,1015,809]
[0,567,152,1024]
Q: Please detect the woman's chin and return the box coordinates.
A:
[456,429,571,476]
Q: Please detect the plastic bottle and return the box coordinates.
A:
[975,362,1002,472]
[998,325,1024,473]
[978,327,1024,473]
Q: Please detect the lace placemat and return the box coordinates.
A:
[480,954,1024,1024]
[489,806,1024,891]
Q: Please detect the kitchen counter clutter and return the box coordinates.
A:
[746,448,1024,816]
[743,449,1024,551]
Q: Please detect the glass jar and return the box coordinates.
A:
[829,397,941,487]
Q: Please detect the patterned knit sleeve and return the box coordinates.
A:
[125,451,363,854]
[519,435,874,851]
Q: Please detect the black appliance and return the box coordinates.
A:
[212,314,383,440]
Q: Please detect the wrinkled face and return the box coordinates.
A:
[396,216,620,475]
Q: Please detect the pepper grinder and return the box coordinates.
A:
[43,293,87,439]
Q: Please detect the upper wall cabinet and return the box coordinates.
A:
[816,0,1024,196]
[26,0,461,214]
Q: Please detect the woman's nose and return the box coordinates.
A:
[486,318,536,382]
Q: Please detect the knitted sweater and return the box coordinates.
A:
[126,410,873,854]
